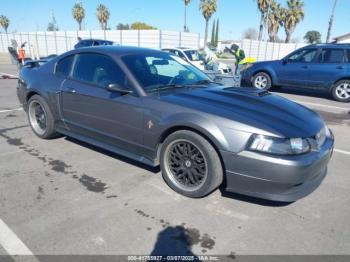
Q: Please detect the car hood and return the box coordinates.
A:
[253,60,280,67]
[158,86,324,138]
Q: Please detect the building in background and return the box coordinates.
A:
[333,33,350,43]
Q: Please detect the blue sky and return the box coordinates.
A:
[1,0,349,42]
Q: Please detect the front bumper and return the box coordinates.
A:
[221,137,334,202]
[240,70,253,87]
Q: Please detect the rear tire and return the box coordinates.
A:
[160,130,223,198]
[252,72,272,90]
[27,95,58,139]
[331,80,350,102]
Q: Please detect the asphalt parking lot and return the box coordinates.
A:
[0,64,350,258]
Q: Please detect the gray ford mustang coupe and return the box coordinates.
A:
[17,46,334,202]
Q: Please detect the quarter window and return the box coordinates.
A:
[319,49,345,63]
[56,55,74,77]
[346,49,350,62]
[72,53,128,88]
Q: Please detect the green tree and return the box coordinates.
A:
[215,18,219,47]
[47,22,59,31]
[130,22,157,30]
[304,30,321,44]
[243,28,258,40]
[184,0,191,32]
[267,0,283,42]
[116,23,130,30]
[199,0,217,49]
[96,4,110,30]
[0,15,10,33]
[72,2,85,31]
[257,0,272,41]
[210,19,216,47]
[282,0,305,43]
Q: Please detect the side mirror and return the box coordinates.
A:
[282,58,291,64]
[106,83,132,95]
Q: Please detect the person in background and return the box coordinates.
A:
[17,42,27,69]
[18,42,26,66]
[226,44,245,74]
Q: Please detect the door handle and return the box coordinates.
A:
[302,65,308,69]
[66,87,76,94]
[336,66,344,70]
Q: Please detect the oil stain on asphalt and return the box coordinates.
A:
[37,186,44,200]
[79,174,108,193]
[0,125,109,194]
[48,159,72,174]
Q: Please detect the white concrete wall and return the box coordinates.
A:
[0,30,200,57]
[241,39,307,61]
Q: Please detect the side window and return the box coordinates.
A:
[56,55,74,77]
[319,49,345,63]
[288,48,318,63]
[72,53,128,88]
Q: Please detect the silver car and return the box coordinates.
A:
[17,46,334,202]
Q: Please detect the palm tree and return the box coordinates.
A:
[199,0,217,49]
[96,4,110,30]
[184,0,191,32]
[257,0,272,41]
[72,2,85,31]
[267,0,283,42]
[326,0,338,43]
[0,15,10,33]
[282,0,304,43]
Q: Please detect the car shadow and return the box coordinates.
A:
[219,185,293,207]
[64,137,160,174]
[272,86,330,100]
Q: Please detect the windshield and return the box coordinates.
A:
[122,52,211,92]
[184,50,205,62]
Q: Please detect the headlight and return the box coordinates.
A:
[248,134,310,155]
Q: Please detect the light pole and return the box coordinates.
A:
[326,0,338,43]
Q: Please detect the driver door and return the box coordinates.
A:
[60,53,144,153]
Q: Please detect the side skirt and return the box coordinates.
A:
[56,127,158,167]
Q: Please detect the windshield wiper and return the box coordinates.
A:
[189,79,220,86]
[147,84,187,93]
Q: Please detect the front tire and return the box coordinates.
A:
[160,130,223,198]
[27,95,58,139]
[252,72,272,90]
[331,80,350,102]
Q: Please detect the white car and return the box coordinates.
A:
[162,47,232,74]
[162,48,206,71]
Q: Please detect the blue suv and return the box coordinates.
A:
[242,44,350,102]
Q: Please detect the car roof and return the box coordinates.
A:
[67,45,168,57]
[306,43,350,49]
[163,47,196,51]
[80,39,113,42]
